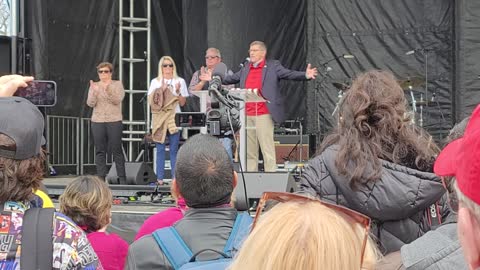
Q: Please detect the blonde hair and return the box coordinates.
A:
[157,56,179,81]
[229,201,378,270]
[59,175,112,232]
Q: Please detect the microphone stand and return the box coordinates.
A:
[314,66,331,135]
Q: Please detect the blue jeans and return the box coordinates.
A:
[220,137,233,161]
[155,131,180,180]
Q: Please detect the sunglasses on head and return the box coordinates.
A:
[97,69,111,74]
[441,177,459,213]
[252,192,371,267]
[162,64,174,68]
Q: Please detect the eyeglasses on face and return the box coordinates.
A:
[97,69,111,74]
[162,64,174,68]
[252,192,371,266]
[205,56,219,60]
[248,49,264,53]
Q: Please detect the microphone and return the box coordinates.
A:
[210,62,228,92]
[239,57,250,67]
[342,54,355,59]
[209,62,235,109]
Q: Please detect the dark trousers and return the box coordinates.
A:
[91,121,126,179]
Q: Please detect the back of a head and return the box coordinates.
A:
[337,70,408,141]
[175,134,234,208]
[229,201,377,270]
[59,175,112,232]
[321,70,438,185]
[0,97,46,203]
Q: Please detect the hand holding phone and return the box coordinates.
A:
[0,75,34,97]
[14,80,57,107]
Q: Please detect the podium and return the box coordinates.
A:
[227,89,266,170]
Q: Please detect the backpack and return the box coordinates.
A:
[152,212,252,270]
[21,207,55,270]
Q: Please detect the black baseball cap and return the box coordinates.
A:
[0,97,45,160]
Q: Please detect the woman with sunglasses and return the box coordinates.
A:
[230,196,379,270]
[299,70,452,254]
[87,62,126,183]
[148,56,188,185]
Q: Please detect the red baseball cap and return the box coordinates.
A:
[434,104,480,205]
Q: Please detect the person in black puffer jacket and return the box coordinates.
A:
[299,70,454,254]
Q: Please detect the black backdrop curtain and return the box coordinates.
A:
[26,0,119,117]
[305,0,455,141]
[454,0,480,122]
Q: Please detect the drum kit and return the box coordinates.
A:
[331,76,437,127]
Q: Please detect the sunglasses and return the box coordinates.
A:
[97,69,111,74]
[441,177,459,213]
[252,192,371,266]
[162,64,174,68]
[205,56,219,60]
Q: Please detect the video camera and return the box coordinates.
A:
[175,63,241,137]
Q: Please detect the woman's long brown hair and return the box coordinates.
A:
[319,70,439,188]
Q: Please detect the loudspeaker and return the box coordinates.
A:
[233,172,298,211]
[106,162,156,185]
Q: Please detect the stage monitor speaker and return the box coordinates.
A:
[0,36,11,75]
[234,172,298,211]
[106,162,156,185]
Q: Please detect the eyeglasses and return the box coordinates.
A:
[252,192,371,266]
[205,56,219,60]
[441,177,459,213]
[97,69,111,74]
[162,64,174,68]
[248,49,264,53]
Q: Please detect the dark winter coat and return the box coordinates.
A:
[299,145,453,254]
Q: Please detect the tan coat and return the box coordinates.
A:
[86,80,125,123]
[149,85,179,143]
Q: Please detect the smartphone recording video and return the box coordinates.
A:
[14,80,57,107]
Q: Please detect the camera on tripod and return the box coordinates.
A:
[175,62,242,137]
[175,96,241,137]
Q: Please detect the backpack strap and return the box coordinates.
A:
[223,212,253,257]
[152,227,193,269]
[20,207,55,270]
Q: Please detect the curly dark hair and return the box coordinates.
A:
[320,70,439,188]
[0,134,45,203]
[59,175,112,232]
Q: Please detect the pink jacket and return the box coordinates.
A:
[134,198,187,240]
[87,231,129,270]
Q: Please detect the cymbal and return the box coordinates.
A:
[332,82,350,91]
[411,101,435,107]
[398,77,425,89]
